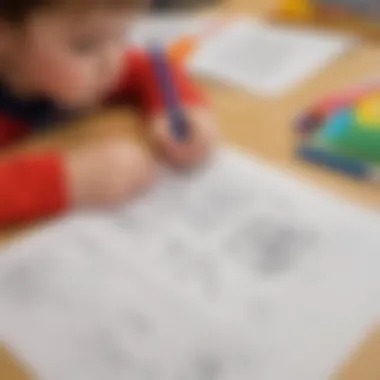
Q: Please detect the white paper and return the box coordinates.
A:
[189,19,356,96]
[0,148,379,380]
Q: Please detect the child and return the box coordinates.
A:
[0,0,216,226]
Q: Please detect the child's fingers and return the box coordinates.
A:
[153,107,217,147]
[151,108,217,168]
[152,119,194,166]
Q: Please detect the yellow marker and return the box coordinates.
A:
[278,0,314,19]
[356,93,380,128]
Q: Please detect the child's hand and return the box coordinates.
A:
[150,107,218,169]
[65,141,155,208]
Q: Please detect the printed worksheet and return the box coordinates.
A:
[189,19,356,96]
[0,148,379,380]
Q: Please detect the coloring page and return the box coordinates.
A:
[0,148,379,380]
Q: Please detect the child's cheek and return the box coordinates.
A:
[23,19,98,106]
[26,44,96,107]
[41,57,97,106]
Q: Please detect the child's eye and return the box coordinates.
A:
[70,38,100,54]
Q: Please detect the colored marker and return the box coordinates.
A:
[297,85,380,134]
[297,144,380,181]
[319,108,353,141]
[149,44,189,142]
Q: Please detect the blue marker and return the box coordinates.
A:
[297,144,377,180]
[149,45,189,142]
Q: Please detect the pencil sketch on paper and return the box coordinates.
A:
[226,214,318,276]
[0,149,379,380]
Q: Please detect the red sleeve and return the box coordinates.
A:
[109,49,207,115]
[0,114,29,147]
[0,153,69,226]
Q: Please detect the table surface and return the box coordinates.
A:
[1,0,380,378]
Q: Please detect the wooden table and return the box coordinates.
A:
[1,0,380,378]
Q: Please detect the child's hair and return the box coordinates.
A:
[0,0,145,23]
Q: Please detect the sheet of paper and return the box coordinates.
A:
[189,19,356,96]
[0,148,379,380]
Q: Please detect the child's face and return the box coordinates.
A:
[2,10,131,108]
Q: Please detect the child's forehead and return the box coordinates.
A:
[27,9,133,34]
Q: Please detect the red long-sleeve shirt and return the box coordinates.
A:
[0,49,205,226]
